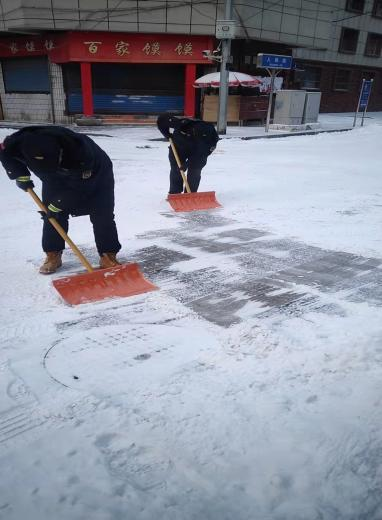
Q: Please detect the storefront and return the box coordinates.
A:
[0,32,214,122]
[0,36,56,122]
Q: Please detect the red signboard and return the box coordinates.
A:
[0,32,214,64]
[50,32,214,64]
[0,36,53,57]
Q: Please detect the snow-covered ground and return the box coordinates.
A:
[0,112,382,520]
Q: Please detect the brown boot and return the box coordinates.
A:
[39,251,63,274]
[99,252,121,269]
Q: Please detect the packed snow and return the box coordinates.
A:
[0,112,381,520]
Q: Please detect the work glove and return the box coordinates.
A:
[16,176,34,191]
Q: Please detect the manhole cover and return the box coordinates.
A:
[44,324,218,394]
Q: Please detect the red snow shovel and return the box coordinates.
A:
[28,189,158,305]
[166,138,221,212]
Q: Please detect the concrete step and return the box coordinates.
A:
[75,114,159,126]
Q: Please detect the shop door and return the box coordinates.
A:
[64,63,184,114]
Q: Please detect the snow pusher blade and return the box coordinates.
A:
[167,191,221,212]
[167,138,222,212]
[52,263,157,305]
[27,189,158,305]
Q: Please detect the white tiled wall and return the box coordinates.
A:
[48,62,74,125]
[0,87,52,123]
[0,61,74,124]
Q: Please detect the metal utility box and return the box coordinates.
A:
[302,92,321,123]
[273,90,306,125]
[215,20,238,39]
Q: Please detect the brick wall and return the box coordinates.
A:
[235,37,382,114]
[302,61,382,113]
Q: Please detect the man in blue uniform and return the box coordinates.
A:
[0,126,121,274]
[157,114,219,194]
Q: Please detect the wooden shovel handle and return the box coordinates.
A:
[27,188,94,273]
[169,138,191,194]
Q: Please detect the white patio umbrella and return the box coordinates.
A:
[194,71,262,88]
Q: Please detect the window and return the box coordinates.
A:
[333,69,352,91]
[364,33,382,57]
[360,70,375,81]
[346,0,365,12]
[372,0,382,18]
[338,28,359,53]
[2,57,50,93]
[294,66,322,90]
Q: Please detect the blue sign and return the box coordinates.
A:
[359,80,372,109]
[257,53,293,70]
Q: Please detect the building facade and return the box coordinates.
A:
[0,0,381,123]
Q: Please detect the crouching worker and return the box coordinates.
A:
[157,114,219,194]
[0,126,121,274]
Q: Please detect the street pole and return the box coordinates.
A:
[265,69,275,133]
[217,0,233,135]
[353,78,364,128]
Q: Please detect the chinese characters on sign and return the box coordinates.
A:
[142,42,161,55]
[1,34,210,60]
[256,53,293,70]
[8,39,56,55]
[174,42,193,56]
[9,40,55,54]
[84,41,102,54]
[25,41,36,52]
[82,39,198,58]
[115,41,130,56]
[81,39,198,58]
[44,40,55,51]
[9,41,42,53]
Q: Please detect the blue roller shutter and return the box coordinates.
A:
[67,93,183,114]
[64,63,185,114]
[2,57,50,93]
